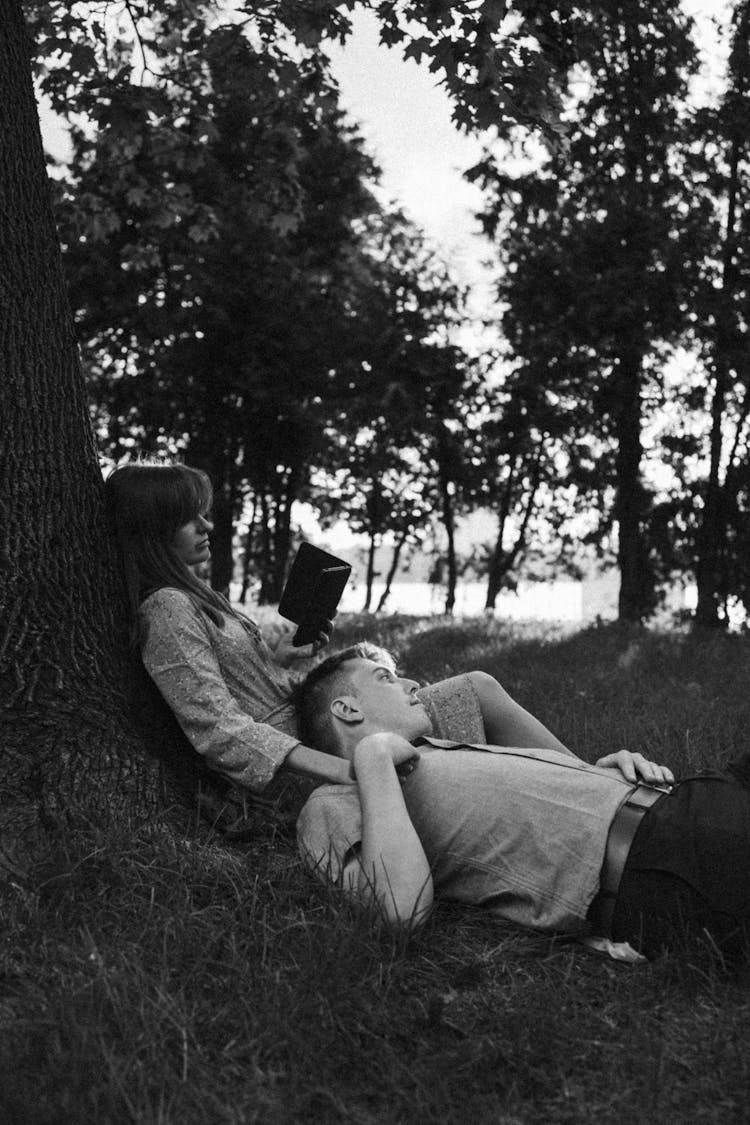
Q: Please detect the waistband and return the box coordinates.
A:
[587,782,672,939]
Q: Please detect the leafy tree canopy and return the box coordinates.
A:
[26,0,579,145]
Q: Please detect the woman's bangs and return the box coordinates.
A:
[175,468,212,526]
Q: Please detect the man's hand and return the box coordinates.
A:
[352,732,420,776]
[595,749,674,788]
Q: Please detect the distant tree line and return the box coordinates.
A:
[44,0,750,627]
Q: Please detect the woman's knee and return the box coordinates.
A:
[467,670,512,707]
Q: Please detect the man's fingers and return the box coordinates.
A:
[596,750,674,787]
[632,754,674,787]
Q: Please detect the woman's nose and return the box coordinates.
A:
[199,514,213,531]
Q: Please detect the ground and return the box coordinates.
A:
[2,616,749,1125]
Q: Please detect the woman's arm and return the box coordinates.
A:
[284,743,353,785]
[468,671,574,755]
[141,590,343,790]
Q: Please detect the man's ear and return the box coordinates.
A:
[330,694,364,727]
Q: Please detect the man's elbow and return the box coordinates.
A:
[382,894,434,933]
[368,876,435,933]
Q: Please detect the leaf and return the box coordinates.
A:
[187,222,215,243]
[126,187,147,207]
[403,36,432,65]
[270,211,300,236]
[480,0,507,30]
[68,43,97,76]
[294,24,324,48]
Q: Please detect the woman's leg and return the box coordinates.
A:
[467,671,571,754]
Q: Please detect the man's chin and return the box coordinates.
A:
[411,708,433,739]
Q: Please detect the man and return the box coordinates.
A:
[295,644,750,961]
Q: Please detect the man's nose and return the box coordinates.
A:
[400,677,419,694]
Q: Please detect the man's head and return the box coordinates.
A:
[294,643,433,759]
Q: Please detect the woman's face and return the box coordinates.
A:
[172,512,213,568]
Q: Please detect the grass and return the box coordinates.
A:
[3,618,750,1124]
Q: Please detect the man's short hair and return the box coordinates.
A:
[293,643,396,755]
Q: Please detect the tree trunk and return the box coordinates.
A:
[239,501,258,603]
[439,475,457,616]
[257,491,274,602]
[271,470,298,601]
[485,513,511,612]
[694,7,748,627]
[375,528,409,613]
[208,482,235,597]
[485,458,517,611]
[256,470,300,603]
[613,356,649,622]
[0,2,207,874]
[485,447,541,610]
[362,532,377,612]
[694,368,729,628]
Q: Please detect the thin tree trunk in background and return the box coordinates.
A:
[0,2,206,872]
[485,457,518,611]
[439,473,457,615]
[208,482,235,597]
[613,355,648,622]
[485,448,541,610]
[375,527,409,612]
[239,499,258,603]
[694,361,729,628]
[362,532,377,612]
[199,438,242,599]
[257,490,274,602]
[694,5,749,627]
[256,468,300,604]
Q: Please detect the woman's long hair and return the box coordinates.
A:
[105,461,235,646]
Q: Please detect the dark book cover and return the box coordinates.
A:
[278,542,352,646]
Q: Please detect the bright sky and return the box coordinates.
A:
[326,9,493,299]
[325,0,728,343]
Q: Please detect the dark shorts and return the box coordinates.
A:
[612,762,750,959]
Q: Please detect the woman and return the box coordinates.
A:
[105,460,573,800]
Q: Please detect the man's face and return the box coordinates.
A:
[345,658,433,741]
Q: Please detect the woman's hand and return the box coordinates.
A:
[595,749,674,788]
[273,618,335,667]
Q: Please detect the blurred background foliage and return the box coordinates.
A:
[25,0,750,628]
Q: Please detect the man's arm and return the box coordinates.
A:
[348,732,434,929]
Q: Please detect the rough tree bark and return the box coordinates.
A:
[0,1,210,876]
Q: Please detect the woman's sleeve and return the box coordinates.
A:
[140,591,299,791]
